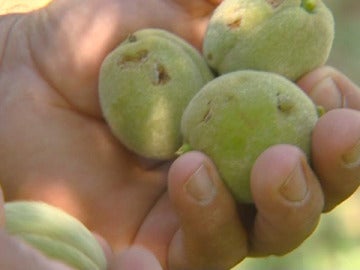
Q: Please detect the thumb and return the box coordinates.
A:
[168,151,247,270]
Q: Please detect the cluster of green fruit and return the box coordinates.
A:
[99,0,334,203]
[3,1,334,269]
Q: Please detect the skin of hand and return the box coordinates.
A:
[0,0,359,269]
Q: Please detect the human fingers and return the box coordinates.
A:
[168,151,247,270]
[249,145,324,256]
[297,66,360,111]
[298,66,360,210]
[0,230,73,270]
[110,247,162,270]
[311,109,360,211]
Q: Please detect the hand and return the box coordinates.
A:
[1,0,240,269]
[0,1,359,270]
[0,0,218,245]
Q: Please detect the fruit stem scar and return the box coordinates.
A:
[277,93,294,112]
[176,144,193,156]
[301,0,318,12]
[316,105,326,117]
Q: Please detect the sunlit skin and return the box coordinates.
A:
[0,1,360,269]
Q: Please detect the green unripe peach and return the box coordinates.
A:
[99,29,214,160]
[180,70,318,203]
[203,0,334,81]
[5,201,107,270]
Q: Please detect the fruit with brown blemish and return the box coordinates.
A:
[124,28,214,83]
[99,29,214,160]
[203,0,334,80]
[180,70,318,203]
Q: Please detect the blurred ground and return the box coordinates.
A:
[235,191,360,270]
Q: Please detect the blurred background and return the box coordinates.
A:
[235,2,360,270]
[326,0,360,85]
[1,1,359,269]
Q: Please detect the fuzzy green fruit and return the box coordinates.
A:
[180,70,318,203]
[203,0,334,80]
[99,28,214,160]
[5,201,107,270]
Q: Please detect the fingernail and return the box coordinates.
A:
[280,161,308,202]
[185,164,216,205]
[342,140,360,169]
[311,77,347,110]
